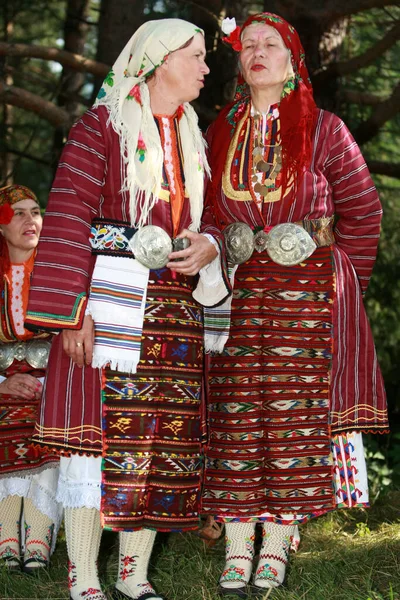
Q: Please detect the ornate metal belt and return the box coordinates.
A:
[90,220,189,270]
[224,218,334,266]
[0,340,51,371]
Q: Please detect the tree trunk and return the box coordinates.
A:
[52,0,91,171]
[93,0,146,99]
[0,1,15,185]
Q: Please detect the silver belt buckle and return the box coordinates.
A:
[0,343,16,371]
[267,223,316,266]
[0,340,51,370]
[25,340,51,369]
[130,225,173,269]
[224,222,317,266]
[224,222,254,265]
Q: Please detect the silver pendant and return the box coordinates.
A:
[130,225,173,269]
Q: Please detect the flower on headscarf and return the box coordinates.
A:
[221,16,242,51]
[221,17,237,35]
[96,87,106,100]
[104,69,115,87]
[0,203,15,224]
[222,27,242,51]
[136,133,146,163]
[127,84,142,104]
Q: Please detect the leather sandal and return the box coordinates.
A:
[22,555,49,575]
[111,588,164,600]
[217,583,249,599]
[198,516,224,547]
[0,555,21,571]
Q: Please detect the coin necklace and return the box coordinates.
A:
[252,112,282,200]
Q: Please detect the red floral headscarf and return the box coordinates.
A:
[221,12,318,197]
[0,184,39,276]
[0,185,39,224]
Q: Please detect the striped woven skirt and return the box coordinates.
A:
[202,246,337,519]
[101,268,204,531]
[0,360,57,478]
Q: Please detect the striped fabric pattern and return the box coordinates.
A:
[101,267,204,531]
[205,107,387,435]
[202,248,336,517]
[0,272,57,477]
[87,254,149,373]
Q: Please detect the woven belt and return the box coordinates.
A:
[89,219,189,269]
[224,217,335,266]
[0,340,51,371]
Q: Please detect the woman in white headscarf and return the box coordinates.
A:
[26,18,227,600]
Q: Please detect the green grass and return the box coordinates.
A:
[1,492,400,600]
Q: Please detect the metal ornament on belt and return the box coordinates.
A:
[224,222,254,265]
[267,223,317,266]
[131,225,172,269]
[0,340,51,371]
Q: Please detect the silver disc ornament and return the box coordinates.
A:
[267,223,317,266]
[224,222,254,265]
[26,340,52,369]
[131,225,173,269]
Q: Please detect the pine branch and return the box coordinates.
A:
[353,81,400,145]
[0,42,110,78]
[341,89,387,105]
[5,147,51,166]
[367,160,400,178]
[0,82,71,128]
[314,20,400,81]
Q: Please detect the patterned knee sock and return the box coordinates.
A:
[253,522,295,588]
[65,507,106,600]
[0,495,22,568]
[115,529,162,600]
[219,522,256,590]
[23,498,53,569]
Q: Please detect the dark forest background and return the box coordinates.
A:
[1,0,400,492]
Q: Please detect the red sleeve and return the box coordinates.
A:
[327,115,382,293]
[25,108,106,331]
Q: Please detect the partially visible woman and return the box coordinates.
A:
[0,185,62,573]
[201,12,388,597]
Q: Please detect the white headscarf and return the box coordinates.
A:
[95,18,210,230]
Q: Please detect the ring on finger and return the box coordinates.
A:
[76,342,83,348]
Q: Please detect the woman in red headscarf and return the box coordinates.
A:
[201,13,388,596]
[0,185,62,573]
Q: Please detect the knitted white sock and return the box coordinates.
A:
[115,529,162,600]
[219,522,256,590]
[65,507,106,600]
[0,495,22,568]
[253,522,295,588]
[23,498,53,569]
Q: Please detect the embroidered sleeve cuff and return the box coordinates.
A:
[25,293,88,332]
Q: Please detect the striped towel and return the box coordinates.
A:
[87,254,149,373]
[203,265,237,353]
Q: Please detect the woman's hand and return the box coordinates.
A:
[62,314,94,368]
[0,373,42,399]
[166,230,218,276]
